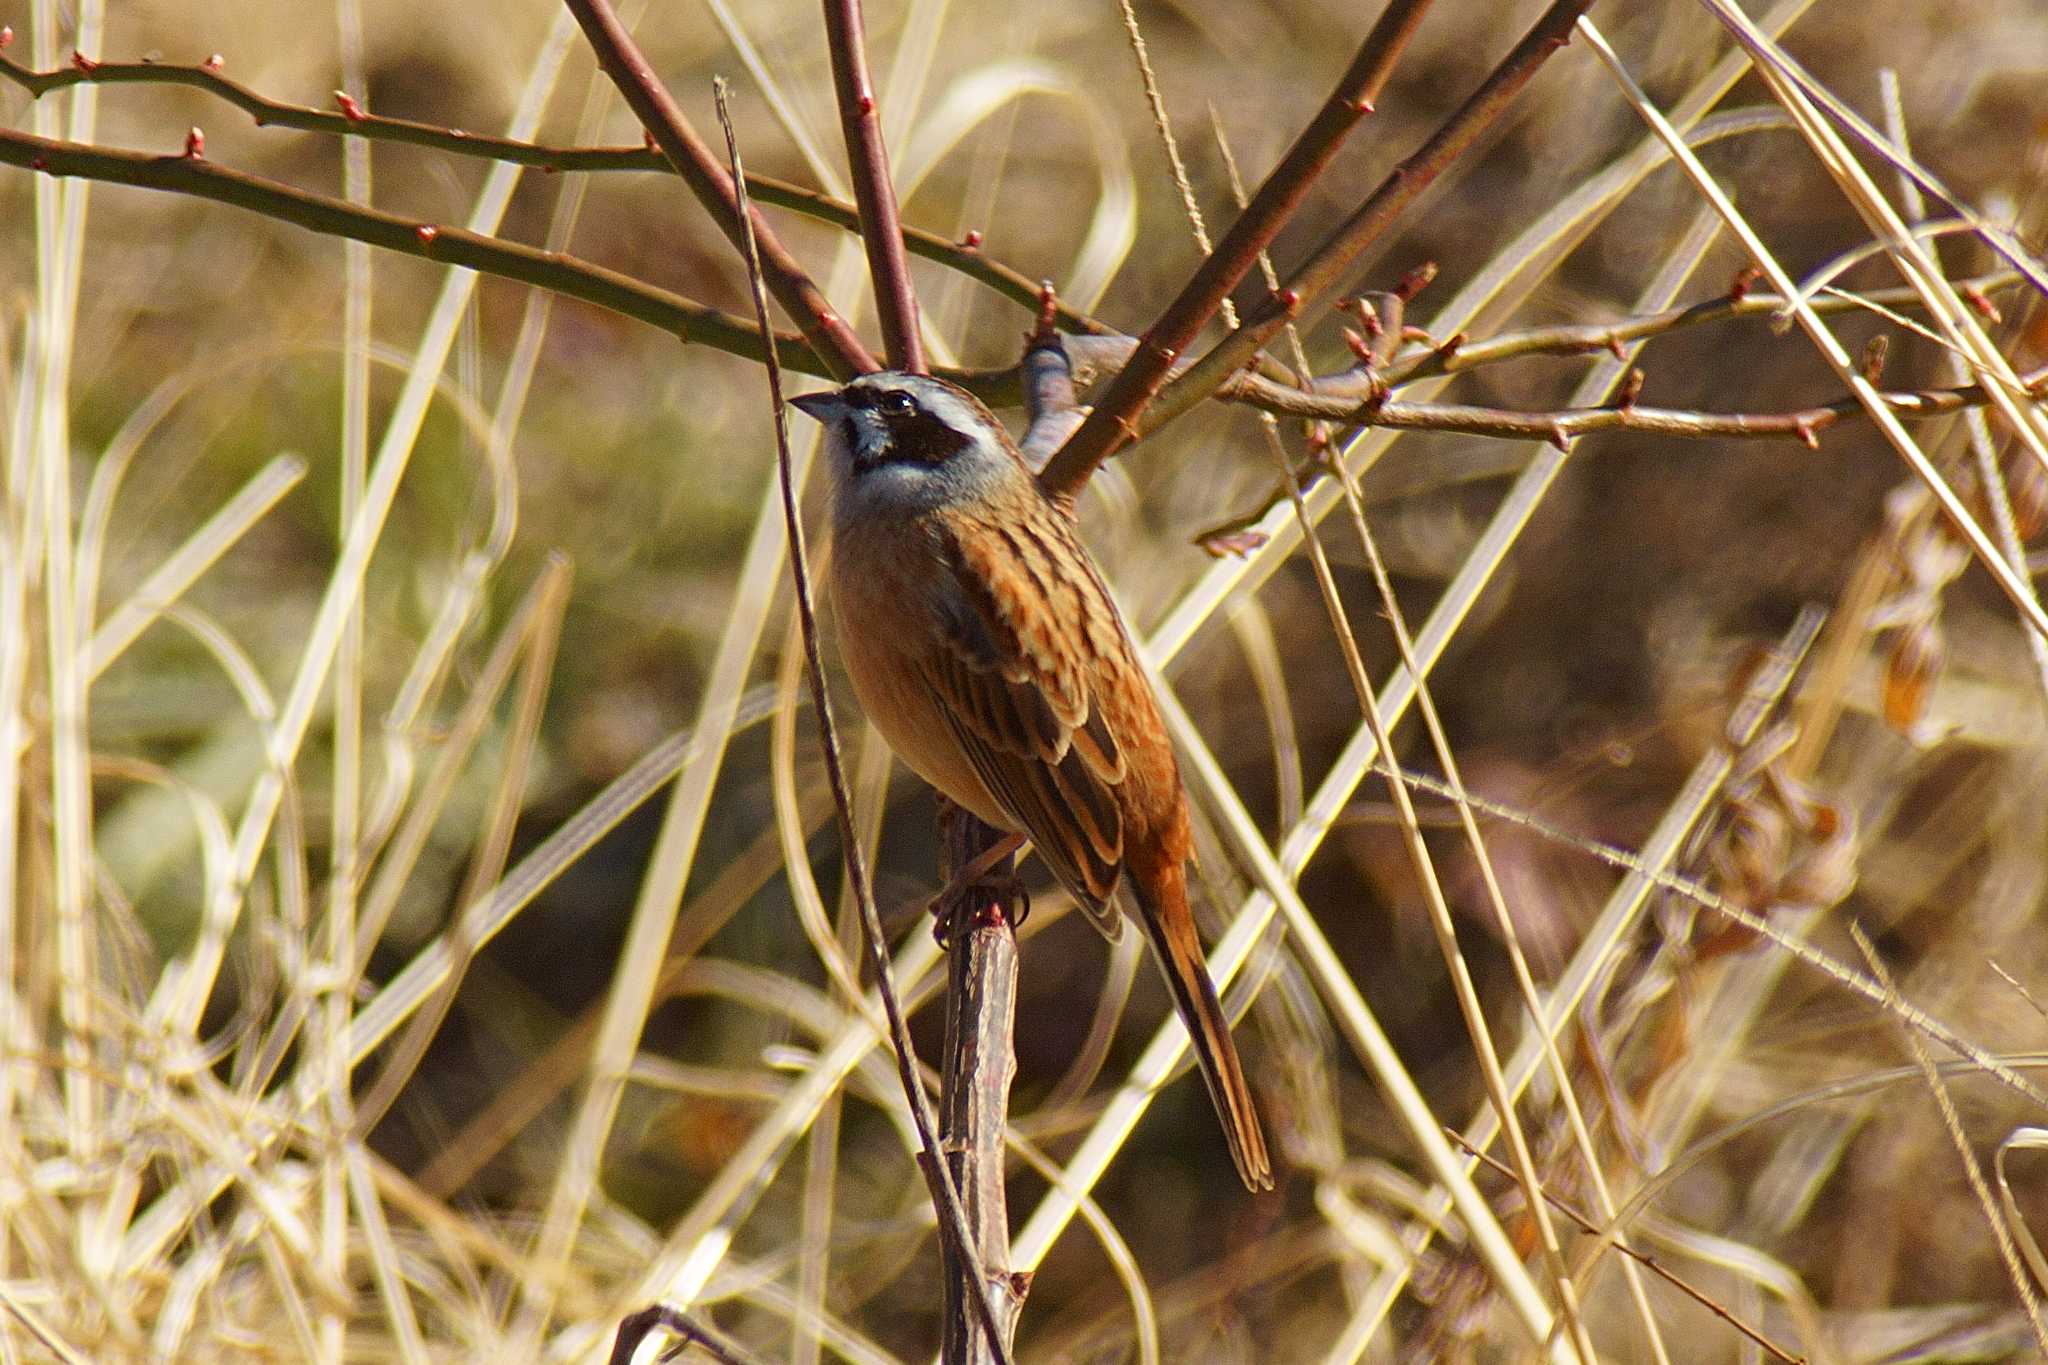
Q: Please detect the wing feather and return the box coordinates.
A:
[915,510,1132,939]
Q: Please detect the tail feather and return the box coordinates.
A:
[1128,858,1274,1191]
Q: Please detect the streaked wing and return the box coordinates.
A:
[917,506,1131,939]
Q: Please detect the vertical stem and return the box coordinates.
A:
[939,811,1027,1365]
[822,0,925,372]
[564,0,878,378]
[1038,0,1438,495]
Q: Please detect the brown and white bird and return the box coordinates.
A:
[792,371,1273,1191]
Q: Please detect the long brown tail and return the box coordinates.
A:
[1127,853,1273,1191]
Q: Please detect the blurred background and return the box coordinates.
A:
[5,0,2048,1359]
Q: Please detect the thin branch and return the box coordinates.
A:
[564,0,878,377]
[1376,271,2023,386]
[0,122,816,362]
[821,0,924,371]
[1040,0,1437,496]
[1226,361,2048,438]
[937,810,1028,1365]
[1108,0,1596,472]
[0,43,1111,334]
[713,79,1013,1365]
[3,120,2031,459]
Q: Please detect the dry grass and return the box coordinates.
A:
[4,0,2048,1360]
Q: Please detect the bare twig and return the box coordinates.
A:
[1041,0,1436,495]
[1121,0,1597,464]
[565,0,878,377]
[2,116,2035,451]
[0,121,816,363]
[713,80,1012,1365]
[1226,362,2048,438]
[937,810,1028,1365]
[822,0,924,371]
[0,43,1112,333]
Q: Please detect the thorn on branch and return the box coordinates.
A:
[335,91,366,122]
[1352,96,1377,115]
[1347,296,1384,340]
[202,53,223,72]
[1199,527,1271,557]
[1394,260,1438,301]
[1273,286,1301,316]
[183,126,204,159]
[1613,367,1644,410]
[1031,280,1059,346]
[71,51,99,74]
[1962,282,2003,324]
[1728,265,1763,302]
[1795,417,1820,450]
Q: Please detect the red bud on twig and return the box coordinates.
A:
[1394,260,1437,301]
[416,224,439,245]
[1614,367,1644,410]
[1962,283,2003,324]
[1729,266,1763,302]
[183,127,204,159]
[335,92,366,122]
[960,229,982,249]
[0,27,13,49]
[71,51,99,73]
[1033,280,1059,343]
[202,53,224,71]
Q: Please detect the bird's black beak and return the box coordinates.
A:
[789,391,843,422]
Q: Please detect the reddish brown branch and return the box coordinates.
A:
[822,0,925,372]
[715,80,1012,1364]
[0,121,828,361]
[1039,0,1438,497]
[1048,0,1595,488]
[5,117,2028,463]
[0,44,1113,333]
[562,0,878,378]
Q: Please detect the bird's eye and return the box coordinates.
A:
[881,390,916,417]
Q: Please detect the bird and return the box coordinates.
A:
[791,370,1273,1192]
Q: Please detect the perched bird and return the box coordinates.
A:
[792,371,1273,1191]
